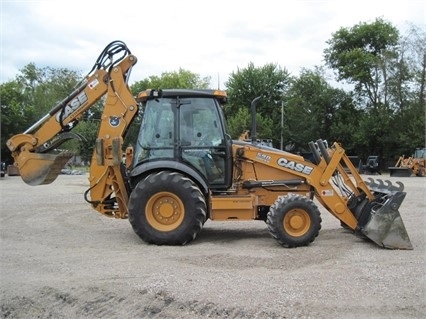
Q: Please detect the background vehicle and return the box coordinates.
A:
[6,41,412,250]
[0,161,5,177]
[359,155,381,175]
[388,148,426,177]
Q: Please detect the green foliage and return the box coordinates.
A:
[1,64,84,163]
[1,81,36,163]
[323,19,425,164]
[16,63,81,117]
[70,120,99,163]
[124,116,142,150]
[283,68,346,150]
[225,62,291,118]
[226,107,273,142]
[224,62,291,146]
[328,91,363,152]
[390,100,426,157]
[324,18,399,107]
[131,68,211,95]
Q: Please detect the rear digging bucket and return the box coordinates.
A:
[15,151,73,186]
[361,191,413,250]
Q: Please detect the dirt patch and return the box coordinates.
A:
[1,173,425,318]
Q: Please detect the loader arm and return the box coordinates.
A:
[6,41,139,218]
[236,139,412,249]
[311,141,411,249]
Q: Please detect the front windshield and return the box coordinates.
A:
[134,98,175,163]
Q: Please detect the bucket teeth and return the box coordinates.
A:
[389,181,404,193]
[365,178,404,194]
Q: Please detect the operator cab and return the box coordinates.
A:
[133,89,232,190]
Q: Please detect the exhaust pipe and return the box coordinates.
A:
[250,96,262,144]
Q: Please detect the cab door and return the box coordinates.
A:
[179,98,232,189]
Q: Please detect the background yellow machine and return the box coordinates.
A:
[389,148,425,177]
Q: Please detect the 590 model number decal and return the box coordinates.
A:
[277,158,314,175]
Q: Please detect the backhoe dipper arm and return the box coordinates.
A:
[7,71,107,156]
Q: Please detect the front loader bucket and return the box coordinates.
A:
[360,191,413,250]
[15,151,73,186]
[388,167,413,177]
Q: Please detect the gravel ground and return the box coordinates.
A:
[0,173,425,319]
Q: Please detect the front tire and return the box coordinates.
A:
[266,194,322,248]
[128,171,207,245]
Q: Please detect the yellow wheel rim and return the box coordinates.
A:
[146,192,185,231]
[283,208,311,237]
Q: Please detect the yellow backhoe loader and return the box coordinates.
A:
[389,148,426,177]
[6,41,412,249]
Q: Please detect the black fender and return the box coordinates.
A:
[129,160,209,194]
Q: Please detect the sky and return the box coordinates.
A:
[1,0,425,89]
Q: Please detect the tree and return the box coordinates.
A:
[328,90,363,154]
[130,68,211,95]
[16,63,81,118]
[1,64,84,163]
[226,107,274,141]
[389,24,426,156]
[70,120,99,164]
[323,18,425,162]
[324,18,400,109]
[284,68,360,152]
[225,62,291,146]
[225,62,291,117]
[0,81,35,164]
[396,24,426,110]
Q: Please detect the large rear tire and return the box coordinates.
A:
[128,171,206,245]
[266,194,322,248]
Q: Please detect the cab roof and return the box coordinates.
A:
[137,89,227,103]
